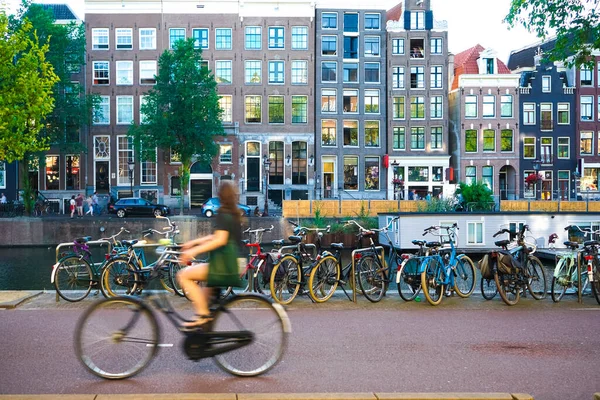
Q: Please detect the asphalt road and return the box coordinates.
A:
[1,292,599,400]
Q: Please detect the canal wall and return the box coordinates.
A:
[0,216,289,247]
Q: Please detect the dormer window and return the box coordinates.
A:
[477,51,498,75]
[485,58,494,74]
[410,11,424,30]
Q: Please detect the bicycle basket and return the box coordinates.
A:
[477,254,494,280]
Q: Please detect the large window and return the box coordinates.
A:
[268,141,284,184]
[344,13,358,32]
[465,130,477,152]
[218,95,232,124]
[501,129,513,152]
[268,61,284,84]
[482,95,495,117]
[523,137,536,158]
[465,166,476,185]
[215,28,232,50]
[65,155,80,190]
[117,136,133,185]
[169,28,185,49]
[344,36,358,59]
[467,221,484,245]
[430,66,442,88]
[392,66,404,89]
[93,96,110,124]
[558,103,570,124]
[465,96,477,118]
[430,38,442,54]
[245,96,262,123]
[321,89,336,113]
[116,96,134,125]
[269,27,284,49]
[482,166,493,191]
[541,103,553,130]
[115,28,133,50]
[291,61,308,85]
[558,137,570,159]
[245,60,261,84]
[581,66,593,86]
[408,166,428,181]
[483,129,495,151]
[322,62,337,82]
[344,157,358,190]
[365,63,380,83]
[365,13,380,30]
[581,96,594,121]
[501,95,513,117]
[291,26,308,50]
[139,28,156,50]
[364,36,380,56]
[581,131,593,155]
[411,127,425,150]
[343,63,358,83]
[393,96,405,119]
[93,61,109,85]
[343,120,358,147]
[141,148,157,184]
[431,127,443,149]
[343,89,358,113]
[364,121,379,147]
[215,60,232,84]
[410,11,424,30]
[245,26,261,50]
[393,127,405,150]
[116,61,133,85]
[541,137,553,163]
[410,96,425,119]
[364,90,379,113]
[392,38,404,55]
[322,12,337,29]
[92,28,109,50]
[45,155,59,190]
[430,96,442,119]
[140,60,157,85]
[410,66,424,89]
[523,103,536,124]
[365,157,379,190]
[322,36,337,56]
[322,120,336,146]
[292,96,307,124]
[292,141,307,185]
[193,28,209,49]
[268,96,284,124]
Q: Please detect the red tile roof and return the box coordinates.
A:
[386,2,402,22]
[451,44,512,90]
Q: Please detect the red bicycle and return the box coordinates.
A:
[234,225,277,297]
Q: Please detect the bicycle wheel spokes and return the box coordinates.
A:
[397,257,422,302]
[480,277,498,300]
[309,255,340,303]
[269,256,301,305]
[526,256,547,300]
[358,255,386,303]
[494,272,520,306]
[55,256,93,302]
[421,258,444,305]
[213,296,287,377]
[102,259,139,298]
[75,298,159,379]
[453,256,476,298]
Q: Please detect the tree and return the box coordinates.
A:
[458,181,495,211]
[130,38,224,214]
[0,12,58,162]
[505,0,600,68]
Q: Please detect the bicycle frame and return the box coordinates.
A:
[419,225,461,289]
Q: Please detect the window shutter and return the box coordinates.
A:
[425,11,433,29]
[404,11,410,30]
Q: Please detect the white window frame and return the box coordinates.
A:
[523,137,536,159]
[581,96,594,121]
[139,28,156,50]
[322,12,337,29]
[364,89,379,114]
[542,76,551,92]
[116,61,133,85]
[116,96,134,125]
[410,11,425,30]
[215,28,232,50]
[94,136,110,160]
[523,102,536,125]
[219,95,233,124]
[219,144,233,163]
[291,26,308,50]
[482,95,495,118]
[140,148,157,184]
[245,60,262,84]
[115,28,133,50]
[92,28,109,50]
[467,221,485,245]
[430,96,443,119]
[140,60,157,85]
[364,36,380,57]
[93,96,110,125]
[557,137,570,159]
[291,60,308,85]
[117,136,134,186]
[364,13,380,30]
[245,26,262,50]
[93,61,109,85]
[430,37,443,54]
[215,60,232,84]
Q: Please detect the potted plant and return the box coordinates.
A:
[525,173,542,188]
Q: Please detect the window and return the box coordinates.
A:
[218,95,232,124]
[392,38,404,55]
[115,28,132,50]
[523,103,535,124]
[501,95,513,117]
[393,127,405,150]
[268,96,284,124]
[344,13,358,32]
[482,166,493,191]
[581,131,593,155]
[426,126,441,150]
[501,129,513,152]
[268,61,284,84]
[465,166,476,185]
[430,38,442,54]
[365,157,379,190]
[322,12,337,29]
[321,89,336,113]
[343,89,358,113]
[322,120,336,146]
[139,95,148,124]
[344,36,358,59]
[139,28,156,50]
[410,96,425,119]
[215,60,232,84]
[392,67,405,89]
[485,58,494,74]
[465,130,477,152]
[410,11,424,30]
[542,76,551,92]
[322,36,337,56]
[245,60,261,84]
[483,95,495,117]
[45,155,59,190]
[465,96,477,118]
[245,27,261,50]
[364,36,380,56]
[139,60,157,85]
[116,61,133,85]
[268,141,284,184]
[365,63,380,83]
[410,66,424,88]
[558,137,570,159]
[410,38,424,58]
[93,96,110,124]
[393,97,405,119]
[409,166,428,181]
[523,137,536,158]
[116,96,134,125]
[344,156,358,190]
[343,63,358,83]
[65,155,80,190]
[269,27,284,49]
[365,121,379,147]
[245,96,261,123]
[483,129,495,151]
[581,96,593,121]
[117,136,133,185]
[169,28,185,49]
[581,66,593,86]
[0,162,5,189]
[93,61,109,85]
[411,127,425,150]
[430,66,442,88]
[193,28,209,49]
[343,120,358,146]
[365,13,380,30]
[467,221,484,245]
[430,96,442,119]
[170,176,181,196]
[141,148,157,184]
[291,26,308,50]
[322,62,337,82]
[292,96,307,124]
[541,103,553,130]
[292,141,307,184]
[291,61,307,84]
[215,28,232,50]
[364,90,379,113]
[92,28,109,50]
[541,137,553,163]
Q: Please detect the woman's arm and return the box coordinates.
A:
[181,230,229,264]
[182,234,215,250]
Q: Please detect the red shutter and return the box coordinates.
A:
[383,154,389,168]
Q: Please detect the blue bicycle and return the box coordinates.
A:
[419,223,476,306]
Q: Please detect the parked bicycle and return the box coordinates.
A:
[569,225,600,305]
[237,225,276,296]
[396,232,438,302]
[550,225,592,302]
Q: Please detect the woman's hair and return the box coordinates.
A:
[218,180,241,225]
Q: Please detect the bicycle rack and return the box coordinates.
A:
[350,245,385,303]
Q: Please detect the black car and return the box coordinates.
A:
[108,197,170,218]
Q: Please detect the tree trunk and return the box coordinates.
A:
[179,160,191,216]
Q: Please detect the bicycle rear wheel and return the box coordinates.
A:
[54,256,93,302]
[551,258,568,303]
[525,256,547,300]
[213,294,289,376]
[253,261,271,297]
[308,255,340,303]
[421,258,444,306]
[269,255,301,305]
[453,256,476,298]
[101,258,139,297]
[169,261,186,297]
[357,254,386,303]
[75,297,159,379]
[397,256,422,301]
[480,276,497,300]
[494,271,520,306]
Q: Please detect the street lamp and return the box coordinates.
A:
[532,159,541,200]
[263,155,271,217]
[391,160,399,200]
[128,158,135,197]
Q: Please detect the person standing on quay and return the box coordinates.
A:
[70,195,76,218]
[85,195,94,216]
[76,193,84,217]
[92,192,99,215]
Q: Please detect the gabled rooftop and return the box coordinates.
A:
[451,44,512,90]
[386,2,402,22]
[37,3,78,20]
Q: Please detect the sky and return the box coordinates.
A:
[4,0,543,63]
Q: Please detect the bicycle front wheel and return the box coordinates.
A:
[54,256,93,302]
[101,258,139,298]
[357,254,386,303]
[75,297,159,379]
[551,258,568,303]
[453,256,476,298]
[494,271,519,306]
[526,256,547,300]
[269,255,301,305]
[308,255,340,303]
[213,294,289,377]
[397,256,422,302]
[421,258,444,306]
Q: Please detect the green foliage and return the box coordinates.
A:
[129,38,224,214]
[416,197,456,213]
[311,200,325,228]
[458,181,495,211]
[0,12,59,162]
[505,0,600,69]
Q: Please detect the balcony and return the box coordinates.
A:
[519,87,531,94]
[563,87,575,94]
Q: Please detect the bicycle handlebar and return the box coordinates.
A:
[100,227,130,242]
[243,225,275,234]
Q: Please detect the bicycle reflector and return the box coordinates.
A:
[584,255,594,261]
[353,253,363,260]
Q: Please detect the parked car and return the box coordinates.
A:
[108,197,170,218]
[200,197,252,218]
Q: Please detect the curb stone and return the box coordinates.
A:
[0,394,534,400]
[0,291,43,309]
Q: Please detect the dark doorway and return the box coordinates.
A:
[247,157,260,192]
[190,179,212,207]
[268,189,283,207]
[95,161,109,193]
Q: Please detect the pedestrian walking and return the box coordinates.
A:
[76,193,84,217]
[92,192,99,215]
[85,195,94,216]
[70,195,76,218]
[0,193,6,204]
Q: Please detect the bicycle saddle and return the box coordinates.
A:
[563,241,579,250]
[494,239,510,248]
[75,236,92,244]
[412,240,426,246]
[241,240,250,245]
[122,239,139,247]
[288,235,303,243]
[426,241,441,248]
[272,239,285,246]
[331,243,344,250]
[584,240,600,247]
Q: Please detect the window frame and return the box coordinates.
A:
[268,60,285,84]
[581,96,594,121]
[392,38,404,55]
[364,13,380,30]
[92,61,109,85]
[542,76,551,92]
[523,102,536,125]
[245,26,262,50]
[523,137,536,159]
[115,28,133,50]
[343,120,359,147]
[193,28,209,49]
[557,137,570,159]
[116,96,134,125]
[393,96,405,120]
[482,95,496,118]
[215,28,232,50]
[393,126,406,150]
[245,95,262,124]
[215,60,233,84]
[291,95,308,124]
[116,60,133,85]
[245,60,262,84]
[500,95,513,118]
[139,60,157,85]
[465,130,477,153]
[268,95,285,124]
[364,62,380,83]
[139,28,156,50]
[92,28,109,50]
[268,26,285,49]
[291,60,308,85]
[322,12,338,29]
[291,26,308,50]
[465,95,477,118]
[169,28,186,49]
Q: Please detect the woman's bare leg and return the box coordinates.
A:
[177,263,210,317]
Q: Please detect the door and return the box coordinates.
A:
[323,160,335,199]
[95,161,109,194]
[190,180,212,207]
[499,170,507,200]
[247,157,260,192]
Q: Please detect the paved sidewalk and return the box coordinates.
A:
[0,291,43,309]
